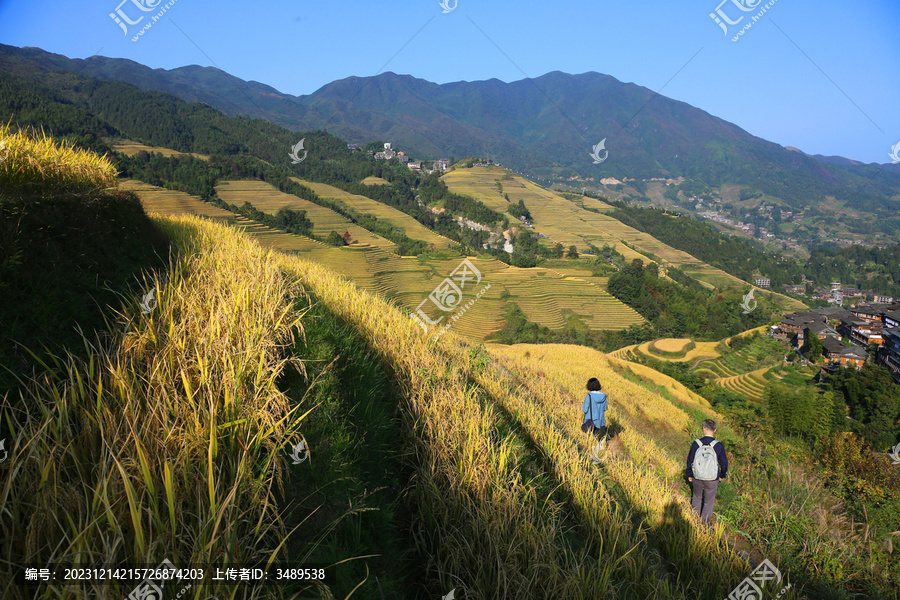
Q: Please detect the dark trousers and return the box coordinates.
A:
[691,479,718,523]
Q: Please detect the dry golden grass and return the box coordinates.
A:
[0,125,117,195]
[361,176,389,185]
[1,216,312,599]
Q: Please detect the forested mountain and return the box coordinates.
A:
[2,43,899,220]
[0,65,511,257]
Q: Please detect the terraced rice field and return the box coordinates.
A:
[714,368,769,402]
[361,176,389,185]
[291,178,454,249]
[695,336,784,379]
[109,139,209,161]
[215,180,392,248]
[444,168,807,311]
[123,179,644,341]
[121,180,236,221]
[443,168,749,287]
[443,167,649,262]
[652,338,692,353]
[122,180,328,253]
[609,340,721,365]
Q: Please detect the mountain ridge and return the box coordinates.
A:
[1,43,899,234]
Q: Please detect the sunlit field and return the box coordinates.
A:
[443,167,809,311]
[216,179,392,248]
[124,179,645,341]
[292,177,455,249]
[107,137,210,161]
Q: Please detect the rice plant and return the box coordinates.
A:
[0,216,317,599]
[0,123,117,196]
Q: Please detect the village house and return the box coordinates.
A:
[432,159,451,171]
[800,321,839,345]
[851,304,891,324]
[884,309,900,329]
[821,336,847,363]
[837,346,868,370]
[850,322,883,347]
[879,328,900,382]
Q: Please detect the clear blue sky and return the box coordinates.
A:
[1,0,897,164]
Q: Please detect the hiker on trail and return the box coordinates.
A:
[686,419,728,525]
[582,378,608,448]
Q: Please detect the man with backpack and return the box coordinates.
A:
[686,419,728,525]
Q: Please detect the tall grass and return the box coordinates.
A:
[0,124,117,196]
[478,347,746,598]
[279,257,613,598]
[0,216,314,599]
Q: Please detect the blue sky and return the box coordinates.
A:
[1,0,897,163]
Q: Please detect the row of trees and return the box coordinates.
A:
[607,259,775,340]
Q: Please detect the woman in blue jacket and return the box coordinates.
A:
[582,378,608,447]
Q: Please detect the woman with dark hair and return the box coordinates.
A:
[582,378,608,448]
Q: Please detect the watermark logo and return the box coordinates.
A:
[889,141,900,165]
[140,289,157,315]
[439,0,458,13]
[590,438,606,465]
[289,138,308,164]
[0,438,7,464]
[109,0,181,42]
[288,439,309,465]
[589,139,608,164]
[125,558,190,600]
[412,258,490,340]
[442,590,456,600]
[726,559,790,600]
[0,138,8,163]
[888,443,900,465]
[740,288,757,314]
[710,0,778,42]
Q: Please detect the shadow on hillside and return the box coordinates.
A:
[0,190,170,394]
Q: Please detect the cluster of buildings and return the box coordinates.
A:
[361,143,451,173]
[775,303,900,379]
[776,279,895,307]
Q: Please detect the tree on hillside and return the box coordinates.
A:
[326,231,347,247]
[767,383,838,442]
[826,365,900,450]
[508,199,532,221]
[567,245,579,259]
[554,243,564,259]
[807,335,824,362]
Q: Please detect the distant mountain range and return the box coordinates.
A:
[1,43,899,215]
